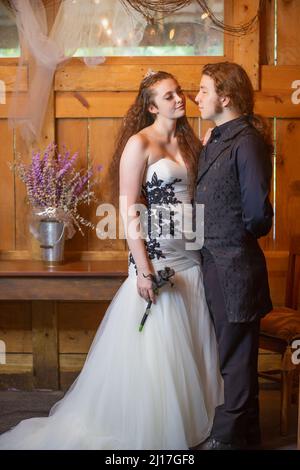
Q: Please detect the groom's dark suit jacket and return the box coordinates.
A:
[196,115,273,322]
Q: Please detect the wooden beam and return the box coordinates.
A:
[232,0,260,89]
[0,277,126,301]
[55,91,203,117]
[0,65,28,92]
[0,250,128,261]
[55,90,300,119]
[261,65,300,90]
[55,64,204,92]
[0,121,15,251]
[55,65,300,118]
[0,93,29,118]
[277,0,300,66]
[260,0,275,65]
[255,92,300,118]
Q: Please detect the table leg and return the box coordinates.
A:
[32,300,59,390]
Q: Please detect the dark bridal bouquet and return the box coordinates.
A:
[9,142,101,239]
[139,267,175,332]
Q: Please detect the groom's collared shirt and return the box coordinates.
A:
[204,116,244,162]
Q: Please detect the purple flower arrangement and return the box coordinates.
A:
[10,143,101,236]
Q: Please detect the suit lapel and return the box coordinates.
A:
[197,140,232,183]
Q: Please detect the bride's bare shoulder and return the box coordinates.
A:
[122,131,150,162]
[125,131,149,151]
[120,133,150,170]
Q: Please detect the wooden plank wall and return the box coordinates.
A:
[258,0,300,379]
[0,0,300,388]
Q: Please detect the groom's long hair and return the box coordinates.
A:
[202,62,273,157]
[108,71,201,203]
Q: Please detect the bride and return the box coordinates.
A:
[0,70,223,450]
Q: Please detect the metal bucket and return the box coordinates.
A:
[39,219,65,264]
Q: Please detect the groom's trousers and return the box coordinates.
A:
[201,247,261,446]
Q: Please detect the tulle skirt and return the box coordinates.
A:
[0,264,223,450]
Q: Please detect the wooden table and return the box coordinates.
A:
[0,260,128,390]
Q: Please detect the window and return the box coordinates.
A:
[0,0,224,59]
[74,0,224,58]
[0,2,20,57]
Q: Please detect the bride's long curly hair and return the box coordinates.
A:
[108,71,202,202]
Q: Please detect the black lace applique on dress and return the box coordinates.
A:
[142,172,182,206]
[129,172,182,273]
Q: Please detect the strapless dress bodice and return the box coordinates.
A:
[128,158,201,276]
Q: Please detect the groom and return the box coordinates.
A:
[195,62,273,450]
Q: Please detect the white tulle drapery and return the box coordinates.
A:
[9,0,146,144]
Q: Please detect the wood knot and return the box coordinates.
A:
[287,122,296,132]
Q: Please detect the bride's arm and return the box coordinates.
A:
[119,134,156,303]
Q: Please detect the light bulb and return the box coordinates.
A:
[169,28,175,40]
[101,18,109,29]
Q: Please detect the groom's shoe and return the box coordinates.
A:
[197,437,243,450]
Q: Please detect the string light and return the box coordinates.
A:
[101,18,109,29]
[122,0,264,36]
[169,28,175,40]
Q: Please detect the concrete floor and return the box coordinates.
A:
[0,387,298,449]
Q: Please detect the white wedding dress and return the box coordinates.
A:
[0,159,223,450]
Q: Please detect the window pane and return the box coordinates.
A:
[75,0,224,58]
[0,2,20,57]
[0,0,224,59]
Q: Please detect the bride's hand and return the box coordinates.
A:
[137,270,156,304]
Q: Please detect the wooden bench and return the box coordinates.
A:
[0,260,127,390]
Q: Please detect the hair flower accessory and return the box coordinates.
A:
[143,68,158,79]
